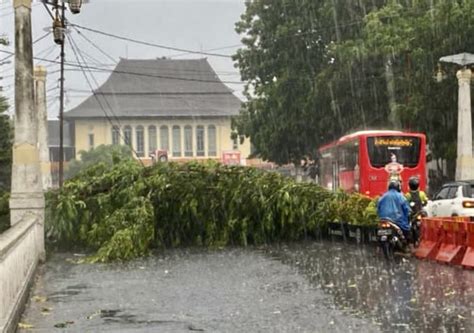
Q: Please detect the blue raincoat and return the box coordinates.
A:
[377,189,410,231]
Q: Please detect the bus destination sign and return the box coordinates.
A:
[374,138,413,147]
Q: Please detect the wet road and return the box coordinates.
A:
[18,241,474,332]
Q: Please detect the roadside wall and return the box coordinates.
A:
[0,217,43,333]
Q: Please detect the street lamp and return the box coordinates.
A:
[433,63,447,83]
[439,52,474,180]
[68,0,82,14]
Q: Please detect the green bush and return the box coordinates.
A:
[0,191,9,233]
[46,160,376,262]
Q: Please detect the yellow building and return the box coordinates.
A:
[64,58,250,164]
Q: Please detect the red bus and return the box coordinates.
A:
[318,130,426,198]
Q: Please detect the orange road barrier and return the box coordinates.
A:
[435,219,467,265]
[415,218,443,260]
[461,222,474,269]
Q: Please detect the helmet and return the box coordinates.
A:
[408,176,420,191]
[388,179,401,192]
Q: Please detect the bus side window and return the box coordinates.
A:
[320,148,336,191]
[338,142,358,192]
[338,143,358,172]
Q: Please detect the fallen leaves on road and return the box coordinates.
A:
[32,295,47,303]
[18,322,34,329]
[54,321,75,328]
[444,290,456,297]
[41,307,52,316]
[86,310,101,320]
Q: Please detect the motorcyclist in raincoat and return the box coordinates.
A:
[377,179,411,241]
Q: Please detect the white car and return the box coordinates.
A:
[427,181,474,218]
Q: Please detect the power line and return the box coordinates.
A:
[71,23,233,59]
[67,33,125,126]
[36,44,57,58]
[49,53,241,76]
[169,44,241,58]
[72,27,117,63]
[0,49,245,85]
[0,31,52,62]
[72,44,109,67]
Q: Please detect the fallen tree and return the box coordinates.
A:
[46,160,377,262]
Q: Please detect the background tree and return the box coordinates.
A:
[0,95,11,191]
[0,94,11,233]
[66,144,133,179]
[234,0,474,183]
[328,0,474,180]
[232,0,328,165]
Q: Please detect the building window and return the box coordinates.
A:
[124,125,132,147]
[208,125,216,157]
[88,133,94,150]
[136,125,144,157]
[148,125,157,156]
[184,125,193,157]
[112,126,120,145]
[160,125,169,151]
[172,125,181,157]
[196,125,205,156]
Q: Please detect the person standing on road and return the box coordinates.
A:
[377,179,411,241]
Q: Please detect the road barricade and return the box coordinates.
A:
[435,218,468,265]
[415,218,443,260]
[461,222,474,269]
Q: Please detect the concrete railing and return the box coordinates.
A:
[0,217,43,333]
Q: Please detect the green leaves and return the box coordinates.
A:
[0,190,9,233]
[66,144,133,179]
[47,160,376,262]
[233,0,327,165]
[234,0,474,181]
[0,95,11,191]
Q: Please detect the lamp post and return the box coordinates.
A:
[439,52,474,180]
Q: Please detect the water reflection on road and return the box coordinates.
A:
[265,241,474,332]
[18,241,474,332]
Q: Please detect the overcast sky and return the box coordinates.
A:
[0,0,245,118]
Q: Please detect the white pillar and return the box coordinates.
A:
[34,65,52,190]
[11,0,45,257]
[455,68,474,180]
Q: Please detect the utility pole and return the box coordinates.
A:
[44,0,83,187]
[58,1,66,188]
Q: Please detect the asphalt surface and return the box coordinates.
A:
[17,241,474,332]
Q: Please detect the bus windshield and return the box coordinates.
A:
[366,136,421,168]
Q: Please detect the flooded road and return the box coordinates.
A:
[19,241,474,332]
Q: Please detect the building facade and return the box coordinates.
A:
[64,58,250,164]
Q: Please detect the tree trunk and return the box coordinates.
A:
[385,56,400,129]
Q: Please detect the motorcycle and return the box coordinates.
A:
[377,219,409,260]
[409,201,427,248]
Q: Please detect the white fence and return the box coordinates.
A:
[0,217,43,333]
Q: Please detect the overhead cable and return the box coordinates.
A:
[71,23,233,58]
[0,49,245,85]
